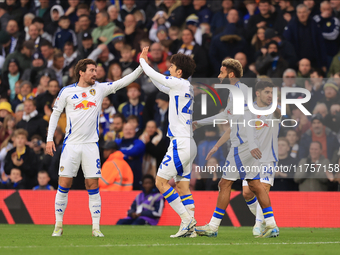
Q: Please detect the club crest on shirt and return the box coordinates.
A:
[82,92,87,98]
[90,89,96,96]
[60,166,64,172]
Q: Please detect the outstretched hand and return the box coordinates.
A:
[140,47,149,62]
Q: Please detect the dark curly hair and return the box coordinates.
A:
[74,59,97,82]
[170,53,196,79]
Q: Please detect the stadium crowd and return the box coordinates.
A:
[0,0,340,192]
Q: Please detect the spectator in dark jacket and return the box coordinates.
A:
[210,0,234,34]
[115,122,146,190]
[255,40,289,78]
[120,0,141,23]
[35,79,60,115]
[246,0,277,41]
[16,99,48,141]
[11,80,35,111]
[176,28,208,77]
[193,0,212,24]
[0,168,25,189]
[116,174,164,225]
[53,16,77,50]
[299,113,339,161]
[317,80,340,111]
[283,4,327,70]
[4,129,38,189]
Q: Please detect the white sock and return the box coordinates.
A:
[180,194,195,217]
[255,202,265,227]
[88,188,101,230]
[164,187,191,222]
[262,206,277,227]
[55,185,69,229]
[184,204,195,218]
[209,207,225,231]
[245,196,258,216]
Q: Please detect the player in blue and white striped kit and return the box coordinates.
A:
[193,59,278,238]
[139,47,198,238]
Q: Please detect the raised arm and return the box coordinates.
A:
[149,77,170,94]
[103,65,143,96]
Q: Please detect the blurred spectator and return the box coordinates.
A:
[99,140,133,191]
[195,125,226,168]
[296,58,311,87]
[63,42,78,70]
[177,28,208,77]
[2,40,35,74]
[139,120,168,173]
[108,5,124,30]
[30,134,45,166]
[126,115,142,137]
[40,41,54,68]
[0,168,25,189]
[105,113,125,141]
[51,51,65,86]
[323,103,340,135]
[210,22,247,76]
[313,1,340,68]
[148,42,167,74]
[53,16,77,50]
[35,74,51,97]
[291,106,311,139]
[304,0,320,17]
[108,30,125,59]
[100,96,116,136]
[4,129,38,189]
[116,174,164,225]
[317,80,340,111]
[305,68,325,111]
[118,82,144,130]
[16,99,48,141]
[275,0,295,35]
[313,103,328,119]
[21,51,56,87]
[0,115,15,144]
[32,17,52,42]
[0,3,11,31]
[88,44,115,70]
[45,5,63,36]
[285,129,299,158]
[116,122,146,190]
[328,49,340,77]
[124,14,147,51]
[246,0,277,41]
[264,28,297,68]
[152,91,169,138]
[14,103,24,124]
[0,133,14,182]
[11,80,35,110]
[164,0,183,27]
[299,113,339,161]
[92,10,116,45]
[120,0,140,22]
[255,40,289,78]
[235,52,256,78]
[251,27,266,58]
[35,0,52,24]
[210,0,234,34]
[271,137,298,191]
[120,44,139,76]
[193,0,212,24]
[331,0,340,20]
[32,170,54,190]
[185,14,202,45]
[283,4,327,70]
[295,141,333,191]
[243,0,259,27]
[195,157,220,191]
[149,11,170,42]
[77,32,94,60]
[1,58,21,101]
[96,64,107,82]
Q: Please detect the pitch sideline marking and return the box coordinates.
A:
[1,241,340,249]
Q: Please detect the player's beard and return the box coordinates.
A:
[86,77,96,86]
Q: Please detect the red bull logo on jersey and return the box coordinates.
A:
[74,100,97,110]
[254,120,269,130]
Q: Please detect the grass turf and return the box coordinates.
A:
[0,225,339,255]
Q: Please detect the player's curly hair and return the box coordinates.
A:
[74,59,97,82]
[221,59,243,78]
[170,53,196,79]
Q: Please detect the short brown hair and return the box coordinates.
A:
[14,128,28,139]
[170,53,196,79]
[221,58,243,78]
[255,80,275,92]
[74,59,97,81]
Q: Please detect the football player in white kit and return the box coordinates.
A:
[46,59,143,237]
[139,47,198,238]
[205,80,280,237]
[193,59,278,238]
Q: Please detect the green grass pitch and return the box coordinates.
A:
[0,225,339,255]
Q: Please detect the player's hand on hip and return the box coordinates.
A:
[206,146,218,160]
[250,148,262,160]
[46,141,56,156]
[140,46,149,61]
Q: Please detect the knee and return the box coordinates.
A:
[242,189,253,200]
[218,179,232,192]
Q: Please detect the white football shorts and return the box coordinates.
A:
[242,161,276,187]
[157,137,197,182]
[59,143,102,178]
